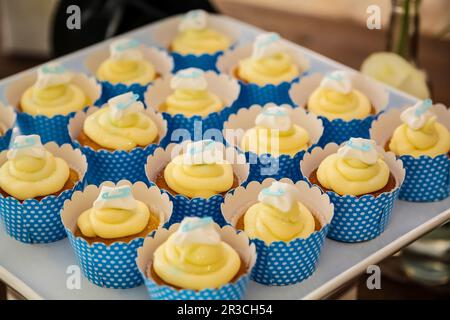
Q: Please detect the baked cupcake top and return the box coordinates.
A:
[240,104,310,156]
[244,181,316,244]
[153,217,241,290]
[316,138,390,196]
[171,10,231,55]
[77,185,152,239]
[162,68,223,117]
[307,71,372,121]
[83,92,159,151]
[0,135,70,200]
[20,63,88,116]
[96,38,156,85]
[389,99,450,157]
[237,33,300,86]
[164,140,234,198]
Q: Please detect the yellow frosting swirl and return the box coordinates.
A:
[244,201,315,244]
[83,107,158,151]
[77,201,150,239]
[163,89,223,117]
[237,52,300,86]
[21,84,88,116]
[0,151,70,200]
[164,154,234,198]
[317,153,390,196]
[240,124,310,156]
[97,59,156,85]
[171,28,231,55]
[307,88,372,121]
[389,117,450,157]
[153,232,241,290]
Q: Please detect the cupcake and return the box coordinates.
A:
[289,70,389,144]
[85,38,173,101]
[370,100,450,202]
[152,10,237,71]
[145,67,240,135]
[145,140,249,225]
[217,32,310,106]
[0,134,87,243]
[5,62,101,145]
[61,182,172,288]
[221,179,333,285]
[224,103,323,182]
[301,138,405,242]
[0,103,16,152]
[69,92,167,185]
[136,217,256,300]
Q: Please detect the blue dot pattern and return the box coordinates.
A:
[0,180,84,243]
[325,189,400,242]
[72,140,158,186]
[16,112,75,145]
[398,154,450,202]
[236,78,298,107]
[249,226,328,286]
[141,270,251,300]
[66,230,144,289]
[171,51,223,72]
[0,128,13,151]
[100,81,151,103]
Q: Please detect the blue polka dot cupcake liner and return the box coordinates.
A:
[136,223,256,300]
[223,104,324,182]
[144,71,240,140]
[68,106,168,186]
[221,178,333,286]
[370,104,450,202]
[0,104,16,151]
[61,181,173,289]
[0,142,88,244]
[300,143,405,243]
[145,142,249,226]
[289,72,389,145]
[85,44,174,102]
[217,43,310,107]
[171,51,225,72]
[5,71,102,145]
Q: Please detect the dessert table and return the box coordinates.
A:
[0,14,449,300]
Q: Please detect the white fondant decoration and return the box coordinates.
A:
[320,70,353,94]
[110,38,143,61]
[337,137,379,165]
[35,62,72,90]
[93,185,138,211]
[258,181,299,212]
[170,68,208,91]
[255,104,292,131]
[400,99,434,130]
[172,217,220,245]
[8,135,46,160]
[179,9,207,31]
[108,92,144,121]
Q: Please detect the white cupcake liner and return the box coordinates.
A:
[0,142,88,243]
[4,69,101,145]
[145,141,250,226]
[221,178,333,285]
[61,180,173,289]
[300,143,405,242]
[370,104,450,202]
[136,222,256,300]
[289,72,389,144]
[68,105,168,185]
[223,103,324,182]
[0,103,17,151]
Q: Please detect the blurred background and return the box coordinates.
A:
[0,0,449,300]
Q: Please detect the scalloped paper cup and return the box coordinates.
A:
[223,104,324,182]
[289,72,389,145]
[0,142,87,243]
[5,70,102,145]
[0,103,16,151]
[370,104,450,202]
[151,14,240,72]
[85,44,174,101]
[217,42,310,107]
[68,105,168,185]
[221,178,333,285]
[136,222,256,300]
[300,143,405,243]
[145,71,240,139]
[145,142,249,226]
[61,181,172,289]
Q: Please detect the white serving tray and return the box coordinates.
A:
[0,14,449,300]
